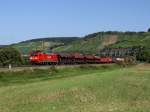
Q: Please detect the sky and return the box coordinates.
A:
[0,0,150,45]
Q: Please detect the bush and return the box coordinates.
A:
[49,66,58,75]
[137,48,150,63]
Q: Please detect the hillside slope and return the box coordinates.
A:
[11,37,80,54]
[53,32,150,53]
[53,33,118,53]
[10,31,150,54]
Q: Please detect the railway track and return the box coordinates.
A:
[0,64,114,72]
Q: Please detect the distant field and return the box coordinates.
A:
[0,64,150,112]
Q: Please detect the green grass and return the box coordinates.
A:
[0,64,150,112]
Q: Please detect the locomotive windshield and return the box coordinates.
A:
[31,53,38,56]
[30,50,42,56]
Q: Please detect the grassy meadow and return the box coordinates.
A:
[0,64,150,112]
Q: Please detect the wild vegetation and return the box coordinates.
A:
[0,64,150,112]
[0,47,22,66]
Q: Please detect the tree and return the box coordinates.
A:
[148,28,150,32]
[143,49,150,62]
[0,47,23,66]
[137,47,150,62]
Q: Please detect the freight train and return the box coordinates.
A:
[29,51,114,65]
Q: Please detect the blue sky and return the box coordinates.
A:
[0,0,150,45]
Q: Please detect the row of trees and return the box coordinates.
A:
[0,47,23,66]
[85,28,150,39]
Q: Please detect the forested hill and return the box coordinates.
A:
[2,30,150,55]
[0,45,7,48]
[18,37,80,44]
[11,37,80,54]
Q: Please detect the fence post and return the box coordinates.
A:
[9,64,12,70]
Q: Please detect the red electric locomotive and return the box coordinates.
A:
[30,51,60,65]
[29,51,114,65]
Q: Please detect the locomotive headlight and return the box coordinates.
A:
[48,56,51,59]
[30,57,33,60]
[34,57,38,59]
[30,57,38,60]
